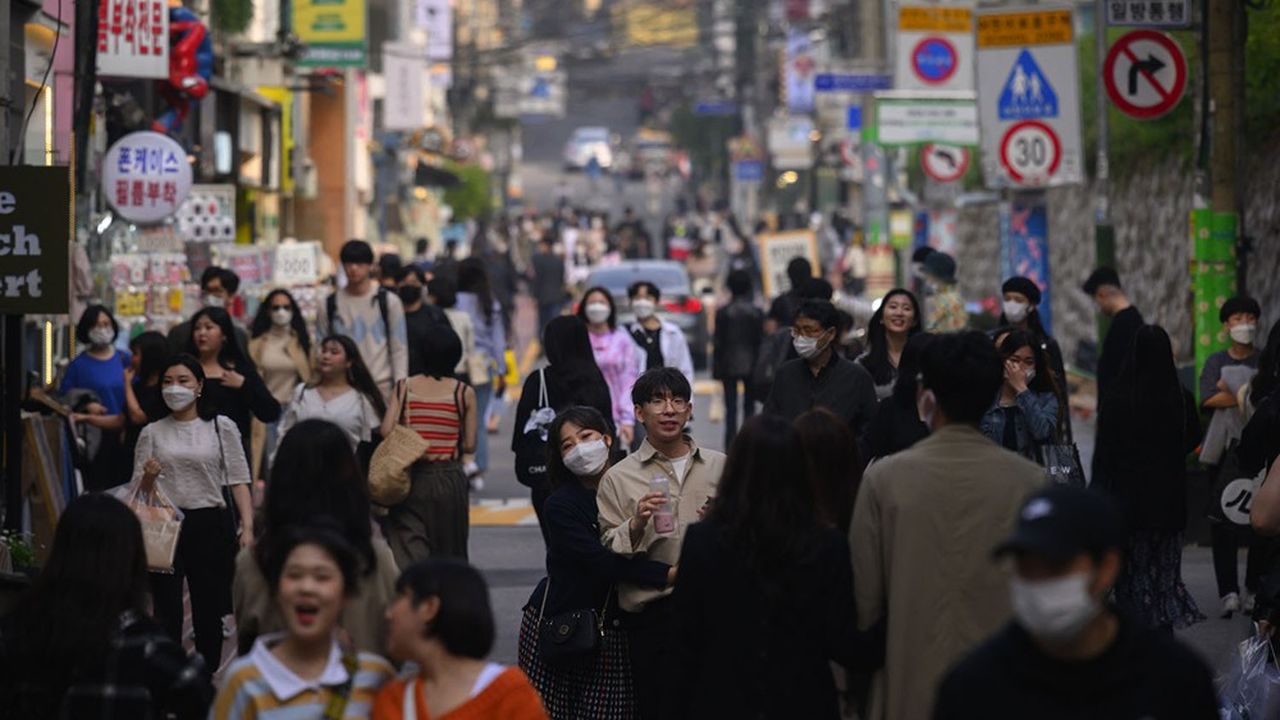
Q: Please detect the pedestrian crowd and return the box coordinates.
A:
[8,203,1280,720]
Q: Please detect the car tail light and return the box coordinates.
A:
[662,297,702,314]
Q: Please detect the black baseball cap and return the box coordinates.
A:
[994,486,1126,564]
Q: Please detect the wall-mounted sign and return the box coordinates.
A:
[0,166,71,315]
[102,131,194,224]
[295,0,367,67]
[97,0,170,79]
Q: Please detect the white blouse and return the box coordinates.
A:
[131,415,251,510]
[276,384,382,454]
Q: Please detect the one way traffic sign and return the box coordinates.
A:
[1103,29,1187,120]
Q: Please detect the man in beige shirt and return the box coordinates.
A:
[598,367,726,720]
[850,332,1045,720]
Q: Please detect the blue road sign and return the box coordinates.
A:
[695,100,739,117]
[847,106,863,131]
[998,49,1059,120]
[814,73,893,92]
[912,38,957,84]
[734,160,764,182]
[530,78,550,98]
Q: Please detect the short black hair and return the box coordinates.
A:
[428,275,458,309]
[262,521,361,599]
[1220,295,1261,323]
[727,270,752,298]
[415,238,429,254]
[631,367,692,405]
[794,299,840,332]
[545,406,613,488]
[340,239,374,265]
[395,558,495,659]
[75,304,119,345]
[395,265,427,285]
[786,257,813,287]
[919,332,1003,426]
[200,266,240,295]
[796,277,833,301]
[379,253,403,276]
[420,324,463,378]
[627,281,661,301]
[1082,267,1122,295]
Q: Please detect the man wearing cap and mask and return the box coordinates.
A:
[934,486,1217,719]
[999,276,1067,400]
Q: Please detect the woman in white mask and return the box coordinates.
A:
[131,355,254,678]
[517,406,674,719]
[979,330,1061,463]
[998,276,1068,411]
[576,287,640,446]
[247,289,313,482]
[61,305,131,490]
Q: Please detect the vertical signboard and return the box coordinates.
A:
[895,5,974,91]
[0,167,72,315]
[976,6,1084,189]
[295,0,367,67]
[999,192,1052,335]
[785,29,816,113]
[97,0,169,78]
[416,0,453,61]
[383,43,426,130]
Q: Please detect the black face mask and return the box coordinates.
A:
[398,286,422,307]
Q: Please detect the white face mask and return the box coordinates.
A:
[632,299,657,320]
[916,388,936,429]
[203,294,226,308]
[271,307,293,327]
[563,438,609,477]
[1010,573,1101,645]
[585,303,611,325]
[162,385,197,412]
[1003,300,1030,323]
[1230,323,1257,346]
[793,331,830,360]
[88,327,115,347]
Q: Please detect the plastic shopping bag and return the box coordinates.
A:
[1219,633,1280,719]
[110,482,185,574]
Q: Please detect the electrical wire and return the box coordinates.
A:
[12,0,62,165]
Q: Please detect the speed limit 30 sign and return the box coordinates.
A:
[999,120,1061,184]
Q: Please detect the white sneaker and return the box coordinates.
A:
[463,460,480,477]
[1222,592,1241,618]
[1243,593,1257,614]
[469,475,485,493]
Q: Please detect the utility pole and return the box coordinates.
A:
[1206,0,1247,294]
[1093,0,1113,344]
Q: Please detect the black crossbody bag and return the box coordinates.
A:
[535,578,611,668]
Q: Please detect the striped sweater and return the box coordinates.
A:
[211,634,393,719]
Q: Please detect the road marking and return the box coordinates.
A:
[471,498,539,527]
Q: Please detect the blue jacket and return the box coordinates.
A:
[980,390,1059,462]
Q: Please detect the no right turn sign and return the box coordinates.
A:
[1103,29,1188,120]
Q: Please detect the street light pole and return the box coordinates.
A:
[1093,0,1113,344]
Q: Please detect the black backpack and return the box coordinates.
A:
[514,369,556,488]
[751,327,794,400]
[326,288,391,342]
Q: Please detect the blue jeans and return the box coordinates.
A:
[473,381,492,474]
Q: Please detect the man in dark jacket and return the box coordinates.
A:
[530,236,566,337]
[713,270,764,448]
[763,299,876,438]
[1082,267,1143,408]
[935,486,1218,720]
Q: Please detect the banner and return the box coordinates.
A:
[416,0,453,60]
[0,166,72,315]
[615,3,698,48]
[998,191,1051,335]
[785,29,816,113]
[295,0,367,67]
[383,43,426,130]
[97,0,169,78]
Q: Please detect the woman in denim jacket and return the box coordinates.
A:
[980,329,1061,462]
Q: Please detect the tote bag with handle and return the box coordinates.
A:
[368,381,430,506]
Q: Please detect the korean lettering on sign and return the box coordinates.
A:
[101,132,194,224]
[97,0,170,79]
[1107,1,1190,27]
[0,167,72,315]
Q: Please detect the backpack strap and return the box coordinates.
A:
[375,288,392,345]
[454,379,466,458]
[325,293,337,332]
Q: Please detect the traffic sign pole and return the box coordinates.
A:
[1094,0,1114,347]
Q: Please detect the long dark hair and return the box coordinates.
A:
[251,288,312,356]
[544,316,611,407]
[457,257,495,323]
[186,306,255,372]
[709,414,824,590]
[999,329,1066,429]
[891,332,936,407]
[259,419,377,579]
[2,495,149,714]
[545,406,613,489]
[794,408,862,533]
[313,335,388,419]
[129,331,171,386]
[859,288,922,386]
[1111,324,1185,441]
[576,286,617,330]
[160,354,216,420]
[1251,319,1280,405]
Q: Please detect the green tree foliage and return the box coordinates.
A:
[211,0,253,34]
[444,162,493,222]
[1245,2,1280,144]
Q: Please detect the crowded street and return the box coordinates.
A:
[3,0,1280,719]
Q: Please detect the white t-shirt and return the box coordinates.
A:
[131,415,251,509]
[670,454,690,483]
[277,384,382,455]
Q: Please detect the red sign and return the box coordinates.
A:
[999,120,1061,184]
[921,144,970,183]
[1103,30,1187,120]
[97,0,170,79]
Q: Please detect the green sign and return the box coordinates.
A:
[1190,209,1238,402]
[0,166,72,315]
[294,0,367,67]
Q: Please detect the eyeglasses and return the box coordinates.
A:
[791,326,828,339]
[644,396,689,411]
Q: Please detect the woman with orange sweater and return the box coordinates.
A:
[373,559,547,720]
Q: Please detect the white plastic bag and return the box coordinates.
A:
[1219,633,1280,719]
[109,482,185,573]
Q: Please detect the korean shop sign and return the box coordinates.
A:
[101,131,194,224]
[0,166,72,315]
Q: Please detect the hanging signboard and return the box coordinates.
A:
[415,0,453,60]
[895,6,974,92]
[1103,29,1188,120]
[976,6,1084,188]
[294,0,367,67]
[97,0,170,78]
[102,132,194,224]
[872,95,980,146]
[1107,1,1191,27]
[383,43,427,130]
[0,166,71,315]
[758,230,819,299]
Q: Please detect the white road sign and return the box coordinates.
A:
[1107,1,1191,28]
[976,6,1084,189]
[895,6,974,92]
[874,96,979,146]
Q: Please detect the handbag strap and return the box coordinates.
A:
[454,379,467,457]
[396,380,410,426]
[321,651,360,720]
[537,368,548,409]
[536,576,551,625]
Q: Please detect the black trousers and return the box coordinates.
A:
[1212,522,1268,598]
[531,476,553,543]
[150,507,235,676]
[721,378,757,450]
[624,596,675,720]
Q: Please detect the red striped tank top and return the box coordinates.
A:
[404,383,463,461]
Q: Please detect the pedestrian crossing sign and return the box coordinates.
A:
[997,49,1058,120]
